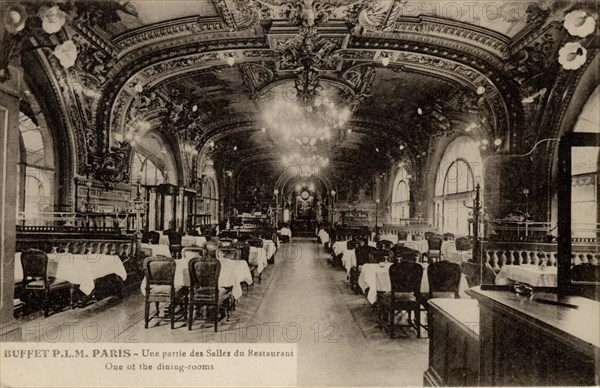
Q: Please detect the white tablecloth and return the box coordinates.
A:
[15,252,127,295]
[159,235,169,245]
[280,228,292,237]
[445,248,472,263]
[342,249,356,275]
[182,236,207,247]
[495,264,557,287]
[358,262,469,304]
[404,241,428,254]
[249,247,268,274]
[140,258,252,300]
[141,243,172,257]
[332,241,349,256]
[318,230,330,244]
[262,240,277,260]
[379,234,399,244]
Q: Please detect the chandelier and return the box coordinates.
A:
[264,97,351,147]
[282,153,329,177]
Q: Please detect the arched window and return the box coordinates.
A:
[434,137,482,235]
[17,112,55,219]
[571,86,599,239]
[391,166,411,223]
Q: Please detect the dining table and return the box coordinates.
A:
[357,262,470,304]
[182,236,207,247]
[332,240,349,256]
[14,252,127,295]
[262,239,277,261]
[318,229,330,244]
[378,234,399,244]
[140,257,253,300]
[140,243,172,257]
[495,264,558,287]
[249,247,268,274]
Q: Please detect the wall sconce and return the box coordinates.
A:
[522,88,547,104]
[558,42,587,70]
[564,10,596,38]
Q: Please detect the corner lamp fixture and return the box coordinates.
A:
[522,88,548,104]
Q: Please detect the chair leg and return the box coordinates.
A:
[70,286,76,309]
[144,300,150,329]
[155,302,160,317]
[415,307,421,338]
[170,302,175,330]
[214,303,219,332]
[188,298,194,331]
[43,291,49,318]
[389,309,395,339]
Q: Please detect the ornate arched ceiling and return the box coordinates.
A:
[4,0,598,189]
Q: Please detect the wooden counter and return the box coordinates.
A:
[467,287,599,386]
[424,299,480,386]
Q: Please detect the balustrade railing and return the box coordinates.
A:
[16,211,133,233]
[481,241,599,272]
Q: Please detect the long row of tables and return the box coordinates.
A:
[14,252,127,295]
[16,238,277,303]
[140,257,253,300]
[358,262,470,304]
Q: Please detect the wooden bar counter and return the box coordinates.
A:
[424,299,480,386]
[467,287,599,386]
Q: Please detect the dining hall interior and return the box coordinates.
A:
[0,0,599,386]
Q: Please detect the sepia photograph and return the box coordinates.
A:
[0,0,599,386]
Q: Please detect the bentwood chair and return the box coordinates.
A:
[143,256,186,329]
[443,233,455,241]
[187,257,232,332]
[204,240,222,258]
[397,230,409,241]
[21,249,74,317]
[168,231,183,258]
[181,247,206,260]
[391,244,420,263]
[427,261,462,299]
[216,247,240,261]
[377,261,424,338]
[425,235,444,263]
[247,239,264,249]
[218,238,234,247]
[350,245,376,293]
[232,242,254,290]
[455,237,473,252]
[371,249,393,263]
[376,240,394,251]
[460,261,497,288]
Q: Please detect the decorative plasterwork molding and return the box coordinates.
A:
[95,38,269,151]
[346,37,521,140]
[361,15,510,61]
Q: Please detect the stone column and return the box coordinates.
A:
[0,65,23,341]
